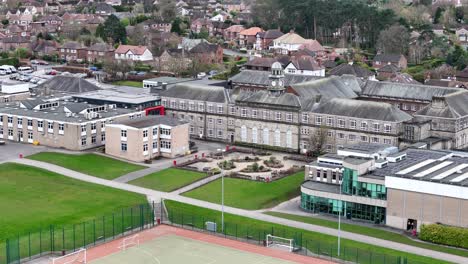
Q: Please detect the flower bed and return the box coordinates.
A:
[240,162,271,173]
[231,156,260,163]
[218,160,236,170]
[263,157,284,168]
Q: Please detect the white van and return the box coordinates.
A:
[0,65,12,74]
[5,65,16,73]
[18,66,33,74]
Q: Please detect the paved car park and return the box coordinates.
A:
[0,142,48,162]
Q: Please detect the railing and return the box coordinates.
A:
[2,203,156,264]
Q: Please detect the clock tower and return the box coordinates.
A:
[268,62,285,96]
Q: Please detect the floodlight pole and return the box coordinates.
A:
[221,171,224,232]
[338,179,342,256]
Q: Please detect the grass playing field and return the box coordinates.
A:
[266,211,468,259]
[111,80,143,88]
[0,163,146,241]
[183,172,304,210]
[128,168,208,192]
[164,200,453,264]
[28,152,146,180]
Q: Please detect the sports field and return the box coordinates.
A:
[79,225,331,264]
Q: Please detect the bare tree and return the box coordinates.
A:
[103,59,132,81]
[307,126,334,156]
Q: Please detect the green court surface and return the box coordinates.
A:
[91,235,294,264]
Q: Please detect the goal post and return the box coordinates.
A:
[120,234,140,251]
[52,248,86,264]
[266,234,295,252]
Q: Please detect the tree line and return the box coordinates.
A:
[252,0,397,50]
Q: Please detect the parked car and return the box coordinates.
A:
[136,71,146,76]
[9,73,18,79]
[197,72,207,79]
[0,140,5,145]
[30,78,39,84]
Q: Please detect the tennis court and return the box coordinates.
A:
[76,225,333,264]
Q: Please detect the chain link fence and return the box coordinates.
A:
[163,209,409,264]
[1,203,156,264]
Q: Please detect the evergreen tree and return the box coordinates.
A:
[95,15,127,44]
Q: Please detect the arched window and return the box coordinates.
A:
[274,129,281,146]
[241,125,247,142]
[252,127,258,144]
[286,130,292,148]
[263,128,269,145]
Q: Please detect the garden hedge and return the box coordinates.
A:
[419,223,468,249]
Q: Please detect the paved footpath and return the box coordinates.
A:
[12,158,468,264]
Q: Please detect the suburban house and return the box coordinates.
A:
[189,42,223,64]
[284,57,325,77]
[105,115,189,162]
[140,19,172,33]
[95,3,116,16]
[372,54,408,70]
[190,18,214,36]
[224,24,244,43]
[456,27,468,50]
[328,62,376,80]
[86,43,115,62]
[114,45,153,61]
[255,29,284,51]
[239,27,263,49]
[271,31,315,55]
[59,41,86,62]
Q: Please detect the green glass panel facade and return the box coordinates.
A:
[342,168,387,200]
[301,193,386,224]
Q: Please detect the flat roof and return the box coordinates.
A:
[73,86,160,105]
[302,181,341,194]
[372,149,468,186]
[0,101,137,123]
[114,115,187,128]
[339,143,394,154]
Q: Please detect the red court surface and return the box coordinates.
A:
[80,225,335,264]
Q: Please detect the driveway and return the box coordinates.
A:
[0,142,48,162]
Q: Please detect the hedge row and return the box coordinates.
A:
[0,57,19,67]
[419,224,468,249]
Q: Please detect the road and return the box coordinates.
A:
[10,158,468,264]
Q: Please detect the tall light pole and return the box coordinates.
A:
[338,177,342,256]
[221,171,224,232]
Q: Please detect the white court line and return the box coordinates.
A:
[132,247,161,264]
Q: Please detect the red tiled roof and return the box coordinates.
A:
[115,45,148,55]
[240,27,263,36]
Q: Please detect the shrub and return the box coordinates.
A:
[419,224,468,249]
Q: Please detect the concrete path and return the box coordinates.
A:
[171,173,223,195]
[11,158,468,264]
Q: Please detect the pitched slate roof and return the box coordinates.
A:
[288,57,323,71]
[87,43,114,52]
[244,57,279,68]
[230,70,320,87]
[290,76,359,99]
[415,91,468,118]
[263,29,284,39]
[190,42,219,53]
[61,41,83,49]
[235,90,302,109]
[361,81,460,102]
[158,82,226,103]
[329,63,374,78]
[378,64,400,73]
[35,76,101,94]
[311,98,413,122]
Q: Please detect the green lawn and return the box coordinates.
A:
[266,211,468,259]
[28,152,146,180]
[164,200,453,264]
[183,172,304,210]
[112,80,143,88]
[0,163,146,241]
[129,168,208,192]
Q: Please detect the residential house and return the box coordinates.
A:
[377,64,401,80]
[456,27,468,50]
[156,48,192,73]
[190,18,214,36]
[284,57,325,77]
[105,0,122,6]
[140,19,172,33]
[114,45,153,61]
[4,24,30,38]
[372,54,408,70]
[58,42,86,62]
[244,57,280,71]
[328,62,376,80]
[45,2,60,13]
[224,24,244,44]
[212,21,229,38]
[189,42,223,64]
[0,36,30,51]
[255,29,284,51]
[9,14,33,26]
[271,31,316,55]
[86,43,115,62]
[31,39,59,57]
[239,27,263,49]
[95,3,116,16]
